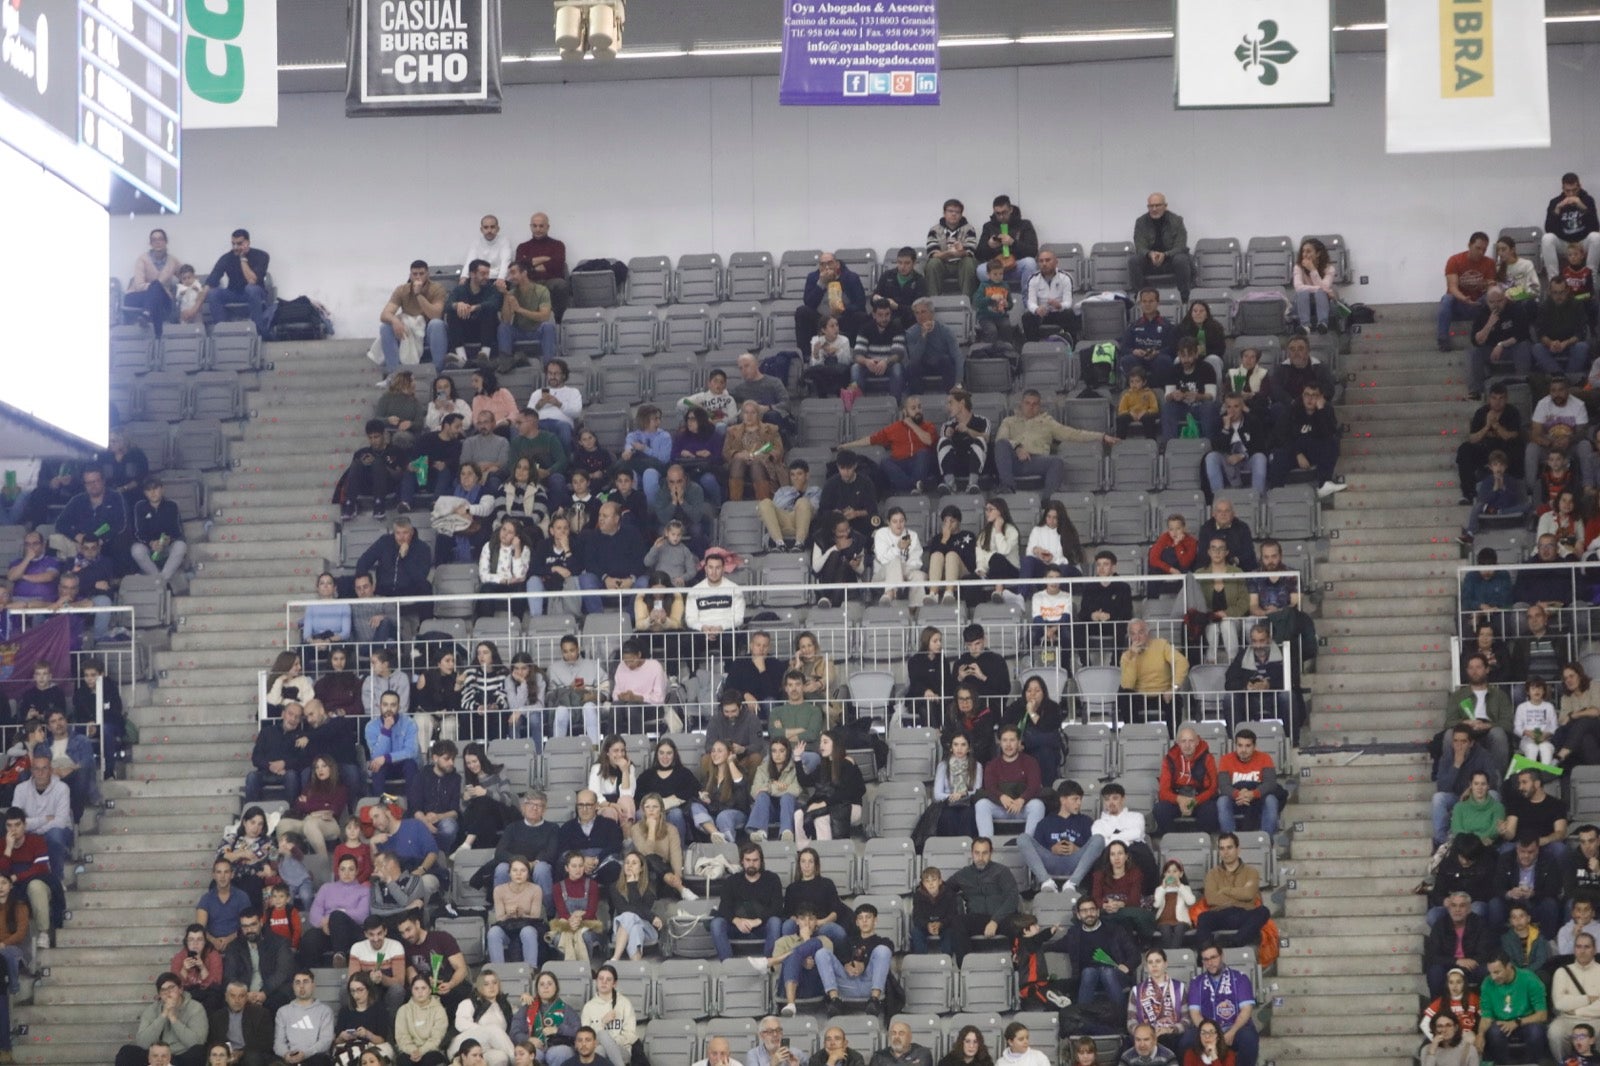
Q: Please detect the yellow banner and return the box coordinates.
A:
[1440,0,1494,98]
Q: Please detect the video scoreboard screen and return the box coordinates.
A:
[0,0,180,212]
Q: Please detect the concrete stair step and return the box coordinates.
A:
[18,1003,156,1026]
[1317,615,1456,636]
[180,592,314,613]
[34,979,166,1005]
[1298,760,1430,784]
[1283,894,1427,918]
[1277,915,1421,938]
[1285,863,1427,884]
[76,857,216,883]
[192,539,336,562]
[1272,952,1425,979]
[103,776,243,799]
[13,1022,147,1048]
[55,922,188,948]
[210,485,345,509]
[1288,800,1430,824]
[1305,670,1446,694]
[1321,543,1459,565]
[155,647,281,671]
[1316,594,1458,619]
[138,691,261,717]
[1307,692,1438,715]
[1257,1035,1419,1059]
[205,521,339,544]
[1294,777,1431,801]
[1316,649,1452,673]
[97,795,244,819]
[1290,818,1429,841]
[1296,749,1429,769]
[189,563,331,590]
[1321,559,1460,581]
[1335,487,1470,510]
[1269,1013,1422,1037]
[1273,971,1426,999]
[1303,726,1436,746]
[222,472,344,492]
[129,739,249,762]
[123,719,257,744]
[150,667,263,690]
[87,829,221,852]
[1286,832,1440,857]
[171,627,288,652]
[1342,400,1470,422]
[1301,708,1439,733]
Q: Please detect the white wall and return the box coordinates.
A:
[119,47,1600,330]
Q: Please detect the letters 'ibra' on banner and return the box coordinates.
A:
[779,0,940,107]
[1385,0,1550,152]
[1174,0,1333,108]
[183,0,279,128]
[346,0,503,117]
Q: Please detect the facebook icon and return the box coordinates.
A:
[843,72,868,96]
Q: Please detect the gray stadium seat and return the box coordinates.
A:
[957,953,1016,1013]
[892,1015,946,1060]
[714,303,766,350]
[763,301,801,352]
[1161,437,1212,492]
[808,838,859,894]
[209,319,261,371]
[650,358,700,402]
[1107,438,1160,492]
[931,295,974,345]
[1118,722,1171,777]
[596,354,647,404]
[662,305,713,353]
[581,405,632,453]
[1186,665,1230,717]
[133,372,189,423]
[1098,491,1151,544]
[1078,299,1129,343]
[726,252,776,303]
[837,248,879,284]
[1192,237,1244,291]
[1056,441,1106,494]
[570,269,621,309]
[778,250,822,301]
[431,562,479,619]
[899,955,957,1016]
[119,574,171,629]
[1234,295,1287,335]
[1157,832,1213,874]
[861,837,918,896]
[626,256,674,306]
[799,398,845,448]
[111,324,156,375]
[832,1014,884,1052]
[172,420,227,471]
[644,1017,700,1066]
[675,254,725,304]
[1019,341,1073,394]
[869,781,928,838]
[885,725,939,782]
[711,957,766,1018]
[1264,483,1321,540]
[1074,665,1122,722]
[189,371,247,420]
[1041,242,1086,290]
[158,322,208,373]
[609,306,662,355]
[1245,236,1295,287]
[1089,242,1135,293]
[1063,722,1115,783]
[1498,226,1541,265]
[560,307,609,358]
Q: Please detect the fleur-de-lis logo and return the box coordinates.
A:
[1234,19,1299,86]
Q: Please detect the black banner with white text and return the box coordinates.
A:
[346,0,501,116]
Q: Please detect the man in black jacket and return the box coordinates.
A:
[485,790,561,898]
[1129,193,1192,301]
[355,518,434,603]
[1044,895,1139,1009]
[1269,383,1346,499]
[556,790,624,875]
[1204,396,1271,497]
[1541,171,1600,277]
[208,981,274,1066]
[1425,890,1496,998]
[1197,497,1257,571]
[711,842,783,961]
[874,247,927,333]
[977,195,1040,295]
[223,911,294,1012]
[1490,834,1564,933]
[243,701,307,803]
[130,477,188,583]
[816,903,897,1016]
[576,501,647,614]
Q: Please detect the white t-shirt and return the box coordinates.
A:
[350,937,404,970]
[1091,807,1147,844]
[1025,525,1065,566]
[1031,589,1072,623]
[1534,395,1589,430]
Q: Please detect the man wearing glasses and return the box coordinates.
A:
[1184,943,1258,1066]
[747,1018,797,1066]
[1129,194,1193,302]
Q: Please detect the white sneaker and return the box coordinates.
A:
[1045,989,1073,1009]
[780,1003,798,1017]
[34,932,48,951]
[1316,480,1349,498]
[749,829,767,843]
[374,376,392,388]
[709,830,727,844]
[680,885,698,901]
[1037,878,1058,893]
[780,830,794,842]
[747,956,769,971]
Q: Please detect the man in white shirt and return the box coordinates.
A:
[348,915,408,1008]
[1022,249,1078,342]
[460,215,513,281]
[694,1035,745,1066]
[686,550,747,662]
[1550,932,1600,1059]
[532,359,584,451]
[1526,374,1595,489]
[1092,782,1159,886]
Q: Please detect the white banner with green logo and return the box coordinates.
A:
[183,0,280,129]
[1385,0,1549,153]
[1175,0,1332,108]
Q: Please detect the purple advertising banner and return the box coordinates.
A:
[0,615,71,702]
[780,1,940,107]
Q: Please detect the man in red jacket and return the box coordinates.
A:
[1154,726,1219,835]
[0,806,55,949]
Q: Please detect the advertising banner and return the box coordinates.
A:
[1386,0,1550,152]
[780,0,939,107]
[1176,0,1332,109]
[184,0,279,129]
[347,0,502,116]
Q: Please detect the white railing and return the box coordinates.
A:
[1456,559,1593,642]
[9,606,128,768]
[269,572,1297,740]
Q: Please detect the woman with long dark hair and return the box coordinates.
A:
[170,922,224,1012]
[748,737,802,843]
[459,743,519,852]
[1003,675,1063,784]
[796,729,865,843]
[460,641,512,742]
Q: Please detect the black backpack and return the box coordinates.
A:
[268,295,327,341]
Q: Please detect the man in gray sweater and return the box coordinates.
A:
[947,838,1020,943]
[113,974,210,1066]
[273,970,335,1065]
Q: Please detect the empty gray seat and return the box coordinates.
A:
[1107,438,1160,492]
[560,308,609,358]
[1193,237,1244,290]
[1089,242,1135,293]
[609,306,661,355]
[1162,437,1212,492]
[569,269,620,309]
[133,373,190,423]
[625,256,673,306]
[190,371,247,420]
[675,254,724,304]
[931,295,974,345]
[778,250,822,301]
[713,303,766,350]
[158,323,208,373]
[595,354,647,404]
[726,252,776,303]
[111,325,156,375]
[1245,236,1294,287]
[661,305,713,353]
[1078,299,1129,343]
[209,320,261,371]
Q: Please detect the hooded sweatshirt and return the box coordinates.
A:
[978,207,1040,263]
[1158,739,1218,805]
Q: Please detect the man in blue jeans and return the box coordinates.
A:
[497,260,560,365]
[376,260,449,385]
[203,228,272,336]
[816,903,895,1016]
[1015,782,1105,893]
[1044,896,1137,1009]
[711,843,784,961]
[1437,232,1497,351]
